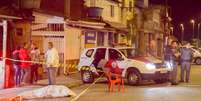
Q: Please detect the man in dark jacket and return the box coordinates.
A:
[164,40,180,85]
[180,42,193,83]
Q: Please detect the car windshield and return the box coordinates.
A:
[192,47,201,52]
[118,48,137,59]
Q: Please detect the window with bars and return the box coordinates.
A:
[110,5,114,17]
[47,23,64,31]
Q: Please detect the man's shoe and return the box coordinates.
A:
[171,82,178,85]
[179,80,184,83]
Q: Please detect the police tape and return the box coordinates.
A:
[0,57,78,74]
[0,57,108,100]
[70,73,105,101]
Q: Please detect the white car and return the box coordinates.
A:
[78,47,171,85]
[191,47,201,65]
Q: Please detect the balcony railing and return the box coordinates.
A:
[87,7,103,19]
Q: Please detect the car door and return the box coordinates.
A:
[108,49,127,69]
[78,49,95,69]
[93,48,107,68]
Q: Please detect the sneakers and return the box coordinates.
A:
[171,82,178,85]
[179,80,189,83]
[179,80,184,83]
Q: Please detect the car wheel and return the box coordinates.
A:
[81,70,94,83]
[127,69,142,86]
[195,58,201,65]
[154,79,168,84]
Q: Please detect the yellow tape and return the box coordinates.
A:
[0,57,106,101]
[0,57,78,74]
[70,74,104,101]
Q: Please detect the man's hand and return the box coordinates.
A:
[175,53,180,57]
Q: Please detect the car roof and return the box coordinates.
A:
[84,47,135,50]
[84,47,114,50]
[116,47,135,49]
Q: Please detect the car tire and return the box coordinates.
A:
[195,58,201,65]
[127,69,142,86]
[154,79,168,84]
[81,70,94,83]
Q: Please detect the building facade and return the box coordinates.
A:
[134,0,166,57]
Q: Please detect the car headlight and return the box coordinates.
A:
[146,63,156,70]
[165,62,173,70]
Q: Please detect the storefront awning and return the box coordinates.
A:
[104,21,129,33]
[66,20,105,29]
[0,14,21,20]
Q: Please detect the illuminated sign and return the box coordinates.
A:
[85,31,96,44]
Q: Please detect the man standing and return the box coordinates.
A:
[180,42,193,83]
[19,43,31,85]
[45,42,59,85]
[30,43,40,84]
[12,46,21,87]
[164,40,180,85]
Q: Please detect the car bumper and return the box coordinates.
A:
[142,71,170,80]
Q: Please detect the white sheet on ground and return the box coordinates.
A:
[18,85,76,99]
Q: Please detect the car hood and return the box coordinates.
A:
[131,56,162,64]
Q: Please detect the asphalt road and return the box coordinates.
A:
[68,64,201,101]
[27,65,201,101]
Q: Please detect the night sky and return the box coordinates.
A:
[151,0,201,41]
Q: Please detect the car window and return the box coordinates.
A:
[94,48,106,59]
[119,49,136,58]
[86,49,94,57]
[109,49,123,60]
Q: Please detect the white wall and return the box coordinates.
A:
[65,27,83,60]
[33,12,65,24]
[0,61,4,89]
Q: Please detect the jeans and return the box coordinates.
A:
[13,64,21,86]
[165,60,178,84]
[22,68,31,84]
[30,64,39,83]
[46,67,57,85]
[170,61,178,84]
[181,61,191,82]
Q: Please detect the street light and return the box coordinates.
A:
[191,19,195,38]
[198,23,201,47]
[170,27,173,36]
[180,24,184,42]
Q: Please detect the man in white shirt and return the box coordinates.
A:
[45,42,59,85]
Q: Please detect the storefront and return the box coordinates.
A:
[0,15,21,89]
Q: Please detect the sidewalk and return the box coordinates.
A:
[0,73,83,100]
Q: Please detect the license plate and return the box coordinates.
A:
[160,70,167,73]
